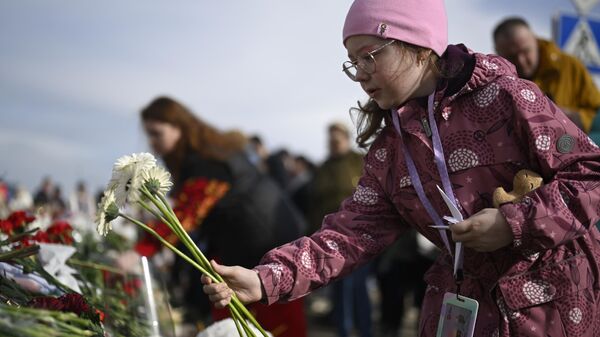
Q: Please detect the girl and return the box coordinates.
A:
[137,97,308,336]
[201,1,600,336]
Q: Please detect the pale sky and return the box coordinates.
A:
[1,0,598,195]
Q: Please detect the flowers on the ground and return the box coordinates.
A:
[0,211,36,236]
[27,293,104,323]
[0,210,158,337]
[46,221,74,245]
[0,211,74,247]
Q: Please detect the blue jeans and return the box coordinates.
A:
[332,264,372,337]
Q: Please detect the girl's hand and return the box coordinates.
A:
[201,260,264,309]
[450,208,514,252]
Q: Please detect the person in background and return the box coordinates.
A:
[375,230,437,337]
[9,185,33,212]
[69,181,96,218]
[309,122,364,235]
[248,135,292,190]
[0,179,8,203]
[248,135,269,170]
[287,155,316,223]
[309,122,371,337]
[137,96,307,337]
[33,177,54,208]
[0,178,9,218]
[494,17,600,132]
[50,186,67,218]
[266,149,293,190]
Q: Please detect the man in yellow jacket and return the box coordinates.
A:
[494,17,600,132]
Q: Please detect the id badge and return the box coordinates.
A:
[436,292,479,337]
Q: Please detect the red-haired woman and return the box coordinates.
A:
[138,96,307,337]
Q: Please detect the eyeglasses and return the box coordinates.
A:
[342,40,396,81]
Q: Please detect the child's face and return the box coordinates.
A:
[345,35,427,110]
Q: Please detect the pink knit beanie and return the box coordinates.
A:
[343,0,448,56]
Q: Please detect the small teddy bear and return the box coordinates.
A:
[492,169,544,208]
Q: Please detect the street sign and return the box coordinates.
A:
[556,13,600,73]
[572,0,600,15]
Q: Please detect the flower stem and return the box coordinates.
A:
[118,213,218,283]
[142,188,217,278]
[137,200,171,228]
[155,191,220,279]
[0,227,40,246]
[137,187,268,336]
[68,259,125,275]
[230,307,245,337]
[140,188,201,261]
[229,303,255,337]
[231,297,269,337]
[0,245,40,262]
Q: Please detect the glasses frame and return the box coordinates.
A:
[342,40,396,81]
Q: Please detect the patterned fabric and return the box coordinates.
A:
[254,51,600,336]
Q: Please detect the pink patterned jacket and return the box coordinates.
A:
[254,52,600,336]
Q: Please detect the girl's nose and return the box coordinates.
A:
[354,66,370,82]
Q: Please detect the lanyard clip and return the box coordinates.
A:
[421,116,432,138]
[455,269,464,301]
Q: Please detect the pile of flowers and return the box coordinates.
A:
[0,210,156,337]
[0,303,104,337]
[96,153,268,337]
[0,211,74,247]
[0,211,36,235]
[28,293,104,324]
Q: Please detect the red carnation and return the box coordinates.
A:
[0,220,13,235]
[18,237,33,248]
[28,296,65,311]
[47,221,72,235]
[46,221,74,245]
[32,230,50,243]
[59,293,91,316]
[7,211,35,232]
[123,278,142,297]
[28,293,104,324]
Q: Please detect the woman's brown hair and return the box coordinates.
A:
[141,96,247,183]
[351,41,461,149]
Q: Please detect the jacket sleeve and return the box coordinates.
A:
[499,79,600,253]
[254,141,408,304]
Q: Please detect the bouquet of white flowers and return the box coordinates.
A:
[96,153,268,337]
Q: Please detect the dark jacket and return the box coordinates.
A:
[198,152,306,267]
